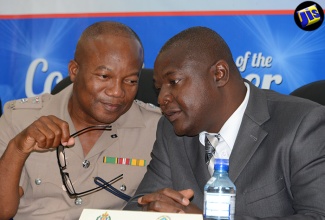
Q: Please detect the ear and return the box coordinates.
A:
[210,60,229,87]
[68,60,79,82]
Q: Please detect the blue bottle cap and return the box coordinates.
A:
[214,159,229,171]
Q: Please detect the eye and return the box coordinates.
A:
[124,77,139,85]
[100,74,109,79]
[170,79,181,85]
[95,72,110,80]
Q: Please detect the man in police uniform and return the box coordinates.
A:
[0,21,161,220]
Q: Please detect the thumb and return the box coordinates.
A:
[62,137,75,147]
[178,189,194,206]
[179,189,194,199]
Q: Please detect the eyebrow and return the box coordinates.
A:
[153,71,177,87]
[95,66,140,78]
[95,65,112,71]
[165,71,176,77]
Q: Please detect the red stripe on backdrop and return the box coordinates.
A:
[0,10,301,19]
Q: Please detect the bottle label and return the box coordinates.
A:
[204,193,236,218]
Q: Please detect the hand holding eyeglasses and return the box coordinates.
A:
[10,115,75,155]
[57,124,113,198]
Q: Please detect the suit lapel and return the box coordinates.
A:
[229,116,268,182]
[229,81,270,183]
[184,136,210,193]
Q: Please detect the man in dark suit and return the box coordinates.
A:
[124,26,325,219]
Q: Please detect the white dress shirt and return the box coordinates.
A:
[199,82,250,174]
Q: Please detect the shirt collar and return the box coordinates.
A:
[113,101,146,128]
[199,82,250,150]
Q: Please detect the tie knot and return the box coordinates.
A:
[205,133,220,165]
[205,134,219,148]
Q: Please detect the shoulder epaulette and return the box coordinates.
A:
[8,94,50,110]
[134,99,161,114]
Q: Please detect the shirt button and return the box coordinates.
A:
[120,184,127,191]
[75,197,83,205]
[35,178,42,185]
[82,160,90,168]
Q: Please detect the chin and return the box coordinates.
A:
[97,113,120,125]
[173,124,198,137]
[174,129,185,136]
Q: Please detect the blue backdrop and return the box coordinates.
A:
[1,13,324,110]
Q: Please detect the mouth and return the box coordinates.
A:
[163,109,182,122]
[102,102,122,112]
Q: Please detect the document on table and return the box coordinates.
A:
[79,209,203,220]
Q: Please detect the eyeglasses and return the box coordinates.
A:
[94,176,131,201]
[56,124,122,198]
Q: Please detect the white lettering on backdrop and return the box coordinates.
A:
[24,52,282,98]
[235,51,282,89]
[25,58,64,97]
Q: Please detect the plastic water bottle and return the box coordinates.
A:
[203,159,236,220]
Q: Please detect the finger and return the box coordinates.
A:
[139,188,189,207]
[23,116,69,150]
[13,125,46,154]
[32,116,64,148]
[139,192,176,205]
[46,115,71,145]
[39,115,72,147]
[33,117,58,148]
[158,188,191,206]
[179,189,194,202]
[65,137,75,146]
[138,189,172,204]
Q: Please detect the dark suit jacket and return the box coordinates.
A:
[125,82,325,219]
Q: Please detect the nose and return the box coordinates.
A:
[105,80,124,98]
[157,86,173,107]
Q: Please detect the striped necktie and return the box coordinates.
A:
[205,134,219,165]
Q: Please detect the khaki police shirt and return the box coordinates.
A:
[0,84,161,220]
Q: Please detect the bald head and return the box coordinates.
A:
[68,21,144,125]
[75,21,143,61]
[158,26,237,72]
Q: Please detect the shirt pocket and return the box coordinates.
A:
[244,177,294,217]
[25,151,64,198]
